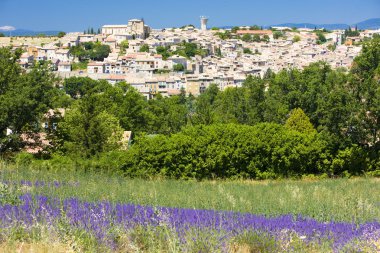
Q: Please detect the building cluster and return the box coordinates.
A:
[101,19,151,39]
[7,18,380,99]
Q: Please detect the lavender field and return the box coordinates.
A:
[0,166,379,252]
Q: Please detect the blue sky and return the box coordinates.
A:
[0,0,379,31]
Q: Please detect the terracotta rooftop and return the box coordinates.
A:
[236,30,273,35]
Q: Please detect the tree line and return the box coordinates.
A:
[1,36,379,179]
[69,41,111,62]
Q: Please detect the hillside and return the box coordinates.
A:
[0,29,60,36]
[219,18,380,30]
[355,18,380,30]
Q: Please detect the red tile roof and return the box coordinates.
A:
[236,30,273,35]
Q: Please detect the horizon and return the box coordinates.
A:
[0,0,379,32]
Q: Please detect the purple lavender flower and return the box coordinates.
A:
[0,194,378,252]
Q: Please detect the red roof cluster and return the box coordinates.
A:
[236,30,273,35]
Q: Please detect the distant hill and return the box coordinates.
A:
[355,18,380,30]
[272,23,349,30]
[218,26,234,29]
[0,29,61,37]
[218,18,380,31]
[3,18,379,36]
[274,18,380,30]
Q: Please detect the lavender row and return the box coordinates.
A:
[0,194,379,252]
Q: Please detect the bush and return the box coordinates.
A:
[330,145,368,176]
[14,152,35,167]
[292,35,301,43]
[123,123,329,180]
[139,44,149,53]
[173,63,185,72]
[71,61,88,70]
[243,48,252,54]
[57,31,66,38]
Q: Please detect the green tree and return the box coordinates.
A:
[0,47,22,152]
[216,47,222,57]
[243,75,265,124]
[156,46,171,60]
[115,83,152,133]
[262,35,270,43]
[191,84,219,125]
[241,34,251,42]
[57,31,66,38]
[349,36,380,145]
[327,44,336,51]
[285,108,317,134]
[88,44,111,61]
[231,26,240,33]
[139,44,150,52]
[60,98,123,158]
[297,62,332,125]
[119,40,129,55]
[120,40,129,49]
[0,33,5,37]
[63,77,102,99]
[0,49,61,152]
[345,28,360,37]
[63,78,152,136]
[252,34,261,42]
[213,87,250,124]
[262,70,292,123]
[172,42,199,58]
[273,31,282,39]
[182,42,200,58]
[243,48,252,54]
[316,32,327,44]
[314,70,355,149]
[71,42,110,61]
[147,95,188,135]
[249,25,260,30]
[69,45,87,61]
[173,63,185,72]
[215,31,230,40]
[292,35,301,43]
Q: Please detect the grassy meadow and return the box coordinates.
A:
[0,163,379,252]
[1,163,379,223]
[0,36,59,47]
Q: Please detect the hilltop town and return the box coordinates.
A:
[1,18,379,99]
[1,0,380,250]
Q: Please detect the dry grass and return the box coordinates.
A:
[229,243,253,253]
[0,37,59,47]
[0,242,74,253]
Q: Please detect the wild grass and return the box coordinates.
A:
[1,162,379,224]
[0,226,320,253]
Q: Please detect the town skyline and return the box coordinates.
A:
[0,0,379,31]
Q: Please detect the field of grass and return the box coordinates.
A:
[0,163,379,252]
[1,163,379,223]
[0,37,59,47]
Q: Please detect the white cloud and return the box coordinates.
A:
[0,26,16,31]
